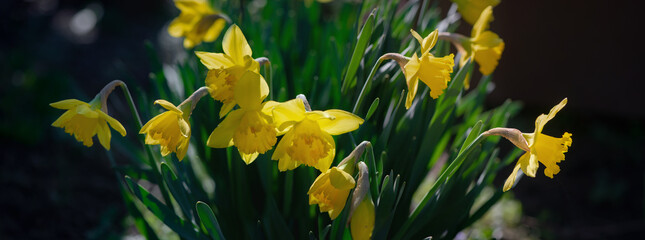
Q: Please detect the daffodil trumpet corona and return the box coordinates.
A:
[168,0,231,49]
[51,80,128,150]
[271,97,364,172]
[139,87,210,161]
[206,71,278,165]
[195,24,266,118]
[484,98,573,191]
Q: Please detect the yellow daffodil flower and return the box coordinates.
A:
[168,0,227,49]
[308,166,356,220]
[451,0,500,25]
[503,98,573,191]
[403,29,455,109]
[271,98,364,172]
[51,98,126,150]
[206,71,278,164]
[461,6,504,86]
[140,100,192,161]
[195,24,265,118]
[350,197,375,240]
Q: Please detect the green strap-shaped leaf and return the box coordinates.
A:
[365,97,380,121]
[196,201,225,240]
[341,9,376,94]
[161,163,194,222]
[124,176,205,240]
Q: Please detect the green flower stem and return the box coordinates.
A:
[256,57,272,100]
[393,133,487,240]
[352,53,408,115]
[117,81,176,212]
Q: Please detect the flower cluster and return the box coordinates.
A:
[49,0,576,239]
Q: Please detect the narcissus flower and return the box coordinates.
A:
[195,24,264,118]
[140,100,192,161]
[168,0,227,49]
[463,6,504,77]
[404,29,455,109]
[271,98,364,172]
[451,0,500,25]
[501,98,573,191]
[308,166,356,220]
[51,98,126,150]
[206,71,278,164]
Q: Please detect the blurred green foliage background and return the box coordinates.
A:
[1,0,644,239]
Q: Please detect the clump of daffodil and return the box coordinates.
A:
[403,29,455,109]
[195,24,265,118]
[307,150,361,220]
[484,98,572,191]
[51,80,127,150]
[140,87,210,161]
[451,0,500,25]
[271,97,364,172]
[440,6,504,89]
[206,71,278,164]
[51,97,126,150]
[168,0,229,49]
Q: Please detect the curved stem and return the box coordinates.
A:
[438,32,468,56]
[352,53,408,115]
[179,86,211,116]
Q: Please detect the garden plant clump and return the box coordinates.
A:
[50,0,572,239]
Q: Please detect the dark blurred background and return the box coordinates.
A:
[1,0,643,239]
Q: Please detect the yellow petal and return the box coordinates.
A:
[219,101,236,118]
[239,150,259,165]
[97,120,111,150]
[317,110,364,135]
[168,14,194,37]
[273,99,307,130]
[207,110,244,148]
[329,167,356,190]
[307,169,330,194]
[203,18,226,42]
[503,162,521,192]
[403,53,421,109]
[233,71,265,109]
[174,0,212,14]
[154,100,183,114]
[50,99,87,109]
[472,6,494,38]
[52,109,76,127]
[176,134,190,161]
[195,51,235,70]
[76,105,100,118]
[517,152,538,178]
[314,133,336,171]
[99,111,127,137]
[222,24,252,65]
[534,98,568,134]
[412,29,438,54]
[178,118,191,137]
[261,100,279,118]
